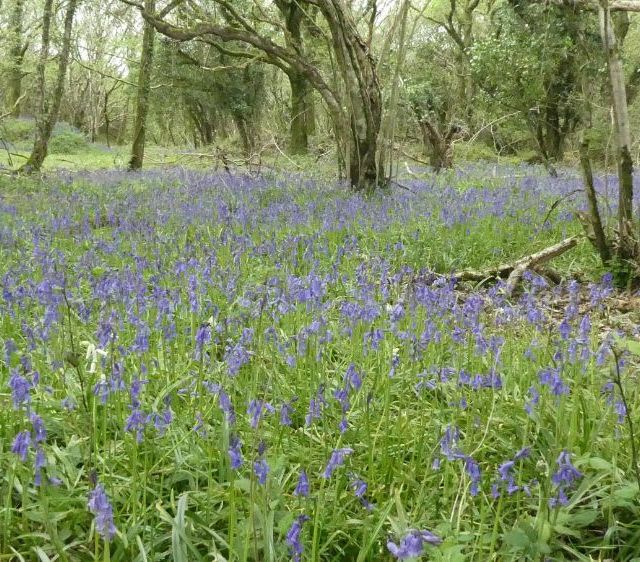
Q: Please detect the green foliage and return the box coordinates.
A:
[0,118,90,154]
[48,122,90,154]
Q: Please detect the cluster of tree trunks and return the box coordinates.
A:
[21,0,78,173]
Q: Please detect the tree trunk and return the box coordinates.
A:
[129,0,156,171]
[22,0,78,173]
[276,0,312,154]
[419,118,453,173]
[288,71,309,154]
[599,2,636,260]
[579,135,611,265]
[6,0,25,117]
[319,1,383,190]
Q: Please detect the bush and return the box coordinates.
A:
[49,122,90,154]
[0,118,90,154]
[0,117,34,146]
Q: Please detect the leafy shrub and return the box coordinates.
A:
[0,117,34,146]
[49,122,90,154]
[0,118,90,154]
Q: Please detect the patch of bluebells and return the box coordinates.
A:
[1,167,630,558]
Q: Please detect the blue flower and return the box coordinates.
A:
[322,448,353,479]
[9,369,31,409]
[549,450,582,508]
[248,399,274,429]
[87,484,117,541]
[387,529,442,559]
[229,436,243,470]
[463,456,481,496]
[254,458,269,485]
[285,514,309,562]
[280,401,294,426]
[11,430,31,461]
[294,469,309,497]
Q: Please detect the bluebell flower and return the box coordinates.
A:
[30,413,46,443]
[285,514,309,562]
[463,456,481,496]
[219,389,236,425]
[11,430,31,461]
[387,529,442,559]
[254,458,269,485]
[9,369,31,409]
[322,448,353,479]
[439,425,462,461]
[350,476,374,510]
[87,484,117,541]
[524,386,539,416]
[247,399,274,429]
[305,385,327,427]
[614,400,627,424]
[34,447,47,486]
[93,378,111,405]
[193,412,207,437]
[195,324,210,359]
[294,469,309,497]
[125,406,147,443]
[280,400,294,426]
[549,450,582,508]
[558,319,571,340]
[229,436,243,470]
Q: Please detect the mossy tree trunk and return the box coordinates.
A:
[129,0,156,171]
[22,0,78,173]
[7,0,26,117]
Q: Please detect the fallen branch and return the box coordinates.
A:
[452,236,581,295]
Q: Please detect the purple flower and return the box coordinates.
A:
[549,450,582,508]
[285,515,309,562]
[294,469,309,497]
[305,385,327,427]
[463,456,481,496]
[439,425,462,461]
[524,386,539,416]
[195,324,211,358]
[247,399,274,429]
[322,448,353,479]
[280,401,294,426]
[350,476,374,510]
[254,458,269,485]
[387,529,442,559]
[229,436,243,470]
[9,370,31,409]
[218,389,236,425]
[87,484,117,541]
[30,413,46,443]
[11,430,31,461]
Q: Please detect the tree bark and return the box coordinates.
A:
[599,1,635,259]
[419,118,454,172]
[6,0,26,117]
[275,0,312,154]
[129,0,156,170]
[22,0,78,173]
[288,72,310,154]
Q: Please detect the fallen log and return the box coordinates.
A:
[452,236,581,295]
